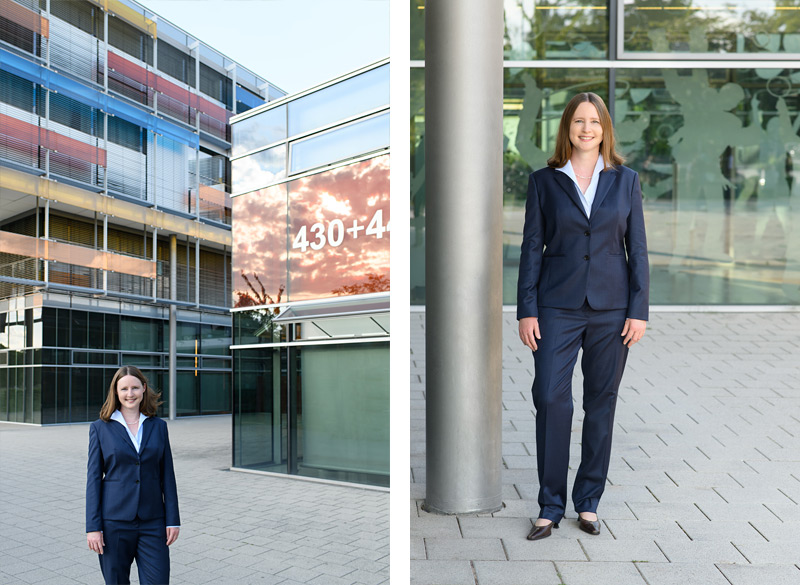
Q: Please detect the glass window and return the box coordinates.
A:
[200,324,230,356]
[71,311,89,349]
[0,69,37,112]
[157,39,196,86]
[622,1,800,56]
[295,342,389,486]
[120,317,162,352]
[232,144,286,194]
[616,67,800,304]
[108,14,153,65]
[0,368,7,421]
[232,183,289,309]
[410,1,425,60]
[235,84,266,115]
[233,348,281,469]
[286,155,390,302]
[176,322,199,354]
[232,105,286,158]
[176,371,198,416]
[289,113,389,175]
[200,371,230,413]
[505,0,608,60]
[200,63,232,109]
[287,64,389,137]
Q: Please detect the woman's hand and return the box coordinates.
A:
[87,531,104,554]
[519,317,541,351]
[621,318,646,348]
[166,527,180,546]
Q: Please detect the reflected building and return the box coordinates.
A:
[411,1,800,306]
[0,0,285,423]
[229,60,390,486]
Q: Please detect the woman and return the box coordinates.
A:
[517,92,649,540]
[86,366,180,583]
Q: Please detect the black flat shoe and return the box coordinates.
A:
[527,521,559,541]
[578,516,601,535]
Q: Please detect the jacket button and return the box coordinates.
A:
[135,462,140,466]
[584,255,589,260]
[584,231,590,236]
[135,480,140,484]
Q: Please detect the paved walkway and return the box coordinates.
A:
[411,310,800,585]
[0,415,388,585]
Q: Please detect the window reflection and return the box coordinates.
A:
[231,105,287,157]
[504,0,608,60]
[623,1,800,55]
[617,67,800,304]
[289,113,389,175]
[232,155,390,306]
[231,144,287,195]
[287,65,389,137]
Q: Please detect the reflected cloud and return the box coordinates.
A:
[232,155,389,304]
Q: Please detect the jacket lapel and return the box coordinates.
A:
[590,168,619,218]
[109,419,138,455]
[139,417,154,453]
[552,170,588,220]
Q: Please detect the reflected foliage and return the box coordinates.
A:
[331,273,390,296]
[625,1,800,55]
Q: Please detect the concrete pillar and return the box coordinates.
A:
[169,234,177,421]
[424,0,504,514]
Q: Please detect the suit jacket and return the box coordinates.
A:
[516,165,649,321]
[86,416,180,533]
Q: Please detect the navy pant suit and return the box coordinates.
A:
[517,165,649,523]
[86,417,180,584]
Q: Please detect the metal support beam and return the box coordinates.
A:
[169,234,177,421]
[424,0,504,514]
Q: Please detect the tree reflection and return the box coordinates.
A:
[235,271,284,313]
[331,273,390,296]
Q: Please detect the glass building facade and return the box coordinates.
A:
[0,0,284,423]
[411,1,800,306]
[230,60,390,487]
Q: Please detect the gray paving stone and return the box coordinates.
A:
[425,537,506,560]
[716,563,800,585]
[654,539,748,563]
[636,562,735,585]
[410,560,475,585]
[731,542,800,564]
[675,520,766,542]
[473,560,561,585]
[555,561,648,585]
[579,538,668,562]
[503,537,588,561]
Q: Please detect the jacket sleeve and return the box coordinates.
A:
[625,171,650,320]
[86,422,103,533]
[517,173,545,320]
[160,423,181,527]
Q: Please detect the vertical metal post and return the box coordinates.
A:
[43,200,50,285]
[169,234,177,420]
[195,239,200,307]
[102,214,108,294]
[424,0,504,514]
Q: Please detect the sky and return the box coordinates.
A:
[140,0,390,95]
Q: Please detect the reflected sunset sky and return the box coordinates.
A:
[233,155,389,306]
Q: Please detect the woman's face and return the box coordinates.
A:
[569,101,603,155]
[117,374,144,412]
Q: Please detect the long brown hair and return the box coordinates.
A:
[547,92,625,170]
[99,366,162,421]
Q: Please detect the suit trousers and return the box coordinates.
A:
[99,517,169,585]
[531,301,629,523]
